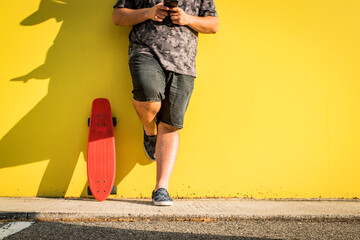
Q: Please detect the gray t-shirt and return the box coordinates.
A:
[113,0,217,77]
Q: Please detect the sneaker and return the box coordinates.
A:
[152,188,174,206]
[144,128,156,161]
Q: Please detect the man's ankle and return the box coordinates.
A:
[154,185,169,191]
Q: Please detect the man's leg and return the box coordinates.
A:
[155,122,179,191]
[132,99,160,136]
[132,98,179,191]
[152,73,194,193]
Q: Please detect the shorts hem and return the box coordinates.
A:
[132,97,162,102]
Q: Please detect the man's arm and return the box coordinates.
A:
[170,7,219,34]
[113,3,170,26]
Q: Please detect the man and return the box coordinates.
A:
[113,0,218,206]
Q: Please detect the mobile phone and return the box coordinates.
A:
[164,0,178,8]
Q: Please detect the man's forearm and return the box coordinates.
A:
[113,3,170,26]
[188,16,219,34]
[113,5,219,34]
[113,8,149,26]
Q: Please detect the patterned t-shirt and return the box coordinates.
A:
[113,0,217,77]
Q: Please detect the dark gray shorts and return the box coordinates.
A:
[129,53,194,129]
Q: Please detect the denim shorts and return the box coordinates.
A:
[129,53,194,129]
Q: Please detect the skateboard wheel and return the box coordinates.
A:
[87,186,93,195]
[110,185,117,195]
[112,117,117,127]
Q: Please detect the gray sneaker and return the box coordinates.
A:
[152,188,173,206]
[144,129,156,161]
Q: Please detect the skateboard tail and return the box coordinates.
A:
[87,138,116,201]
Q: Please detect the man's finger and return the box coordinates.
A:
[170,12,178,16]
[154,15,164,22]
[157,14,166,19]
[169,7,180,12]
[158,10,169,16]
[157,4,169,11]
[171,16,179,21]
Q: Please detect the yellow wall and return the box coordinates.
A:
[1,0,360,199]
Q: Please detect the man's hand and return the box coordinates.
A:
[148,3,169,22]
[169,7,190,26]
[169,7,219,34]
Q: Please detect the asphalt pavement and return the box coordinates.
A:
[2,220,360,239]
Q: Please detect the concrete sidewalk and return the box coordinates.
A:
[1,197,360,221]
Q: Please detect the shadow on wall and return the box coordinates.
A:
[0,0,151,197]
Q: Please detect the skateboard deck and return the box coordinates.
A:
[87,98,116,201]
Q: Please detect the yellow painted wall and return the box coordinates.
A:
[1,0,360,199]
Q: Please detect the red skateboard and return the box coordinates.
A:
[87,98,117,201]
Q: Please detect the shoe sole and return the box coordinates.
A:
[152,200,174,206]
[144,145,156,161]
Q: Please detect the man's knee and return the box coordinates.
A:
[133,99,161,113]
[132,99,161,124]
[158,122,180,133]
